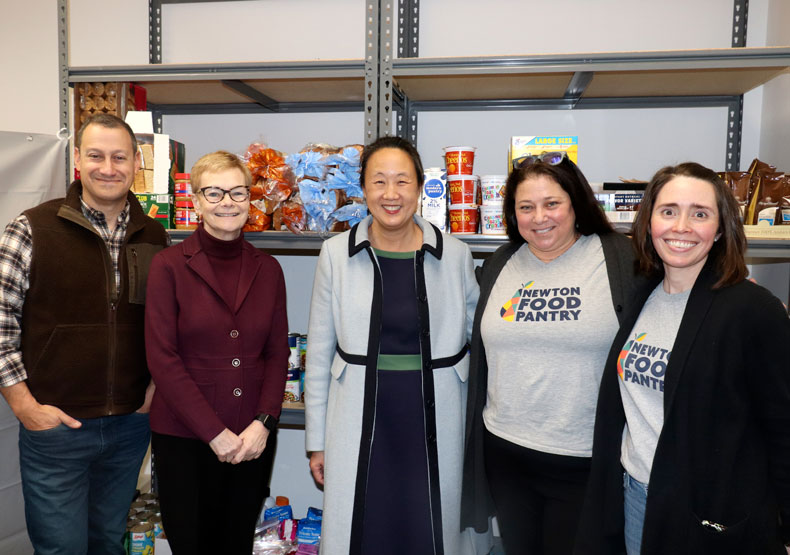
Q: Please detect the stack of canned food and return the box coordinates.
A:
[284,333,307,404]
[126,491,163,554]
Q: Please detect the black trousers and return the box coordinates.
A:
[484,429,591,555]
[151,431,276,555]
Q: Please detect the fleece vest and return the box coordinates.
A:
[21,181,168,418]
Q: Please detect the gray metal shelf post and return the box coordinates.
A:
[58,0,70,186]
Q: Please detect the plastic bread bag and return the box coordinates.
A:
[243,202,272,232]
[246,144,295,203]
[331,201,368,229]
[324,146,362,176]
[325,166,363,200]
[252,517,295,555]
[286,151,328,182]
[281,199,307,234]
[298,179,337,235]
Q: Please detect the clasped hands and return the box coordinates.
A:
[209,420,269,464]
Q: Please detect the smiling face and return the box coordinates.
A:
[363,147,421,236]
[74,124,139,212]
[194,168,250,241]
[650,176,720,290]
[515,174,577,261]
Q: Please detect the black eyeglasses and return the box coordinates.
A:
[511,151,568,171]
[198,186,250,203]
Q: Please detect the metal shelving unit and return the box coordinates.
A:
[167,230,790,260]
[63,0,790,264]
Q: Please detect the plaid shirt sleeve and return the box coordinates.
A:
[0,215,32,387]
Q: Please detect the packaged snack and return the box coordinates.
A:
[723,171,752,222]
[264,504,293,522]
[753,172,787,226]
[253,517,295,555]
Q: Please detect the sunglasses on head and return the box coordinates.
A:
[511,151,568,171]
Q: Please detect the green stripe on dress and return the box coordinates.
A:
[372,248,416,259]
[377,353,422,370]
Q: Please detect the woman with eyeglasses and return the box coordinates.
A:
[144,150,290,554]
[575,163,790,555]
[461,153,645,554]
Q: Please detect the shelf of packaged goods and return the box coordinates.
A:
[167,230,790,258]
[68,59,367,110]
[167,229,511,254]
[391,47,790,104]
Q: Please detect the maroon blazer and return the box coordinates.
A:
[145,229,289,443]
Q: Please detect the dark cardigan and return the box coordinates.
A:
[574,257,790,555]
[460,230,642,532]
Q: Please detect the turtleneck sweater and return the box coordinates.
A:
[196,223,243,308]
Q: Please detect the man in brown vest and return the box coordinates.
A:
[0,113,168,554]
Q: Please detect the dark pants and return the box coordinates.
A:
[151,431,276,555]
[19,412,150,555]
[484,429,591,555]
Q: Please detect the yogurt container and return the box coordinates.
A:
[443,146,476,176]
[447,175,478,205]
[480,204,506,235]
[448,204,479,234]
[480,175,507,205]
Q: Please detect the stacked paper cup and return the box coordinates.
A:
[444,146,479,234]
[479,175,507,235]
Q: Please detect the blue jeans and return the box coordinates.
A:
[624,471,648,555]
[19,412,150,555]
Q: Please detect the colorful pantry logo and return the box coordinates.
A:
[618,333,646,380]
[500,281,534,322]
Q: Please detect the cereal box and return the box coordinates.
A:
[509,136,578,172]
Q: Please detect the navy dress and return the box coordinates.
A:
[360,249,434,554]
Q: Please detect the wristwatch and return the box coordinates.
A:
[255,413,278,432]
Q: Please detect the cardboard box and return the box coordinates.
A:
[595,190,643,224]
[73,82,143,134]
[135,193,175,229]
[132,135,185,195]
[509,136,578,172]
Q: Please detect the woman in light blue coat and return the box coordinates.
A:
[305,137,487,555]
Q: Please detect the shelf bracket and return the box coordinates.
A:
[149,0,162,64]
[398,0,419,58]
[220,80,278,112]
[364,1,380,143]
[731,0,748,47]
[365,1,396,142]
[726,96,743,171]
[563,71,594,108]
[59,0,70,188]
[379,2,395,138]
[394,84,418,145]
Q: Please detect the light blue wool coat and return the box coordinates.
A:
[305,214,490,554]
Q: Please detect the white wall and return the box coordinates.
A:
[0,0,60,135]
[759,0,790,167]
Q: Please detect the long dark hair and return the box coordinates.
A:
[502,157,612,244]
[632,162,747,289]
